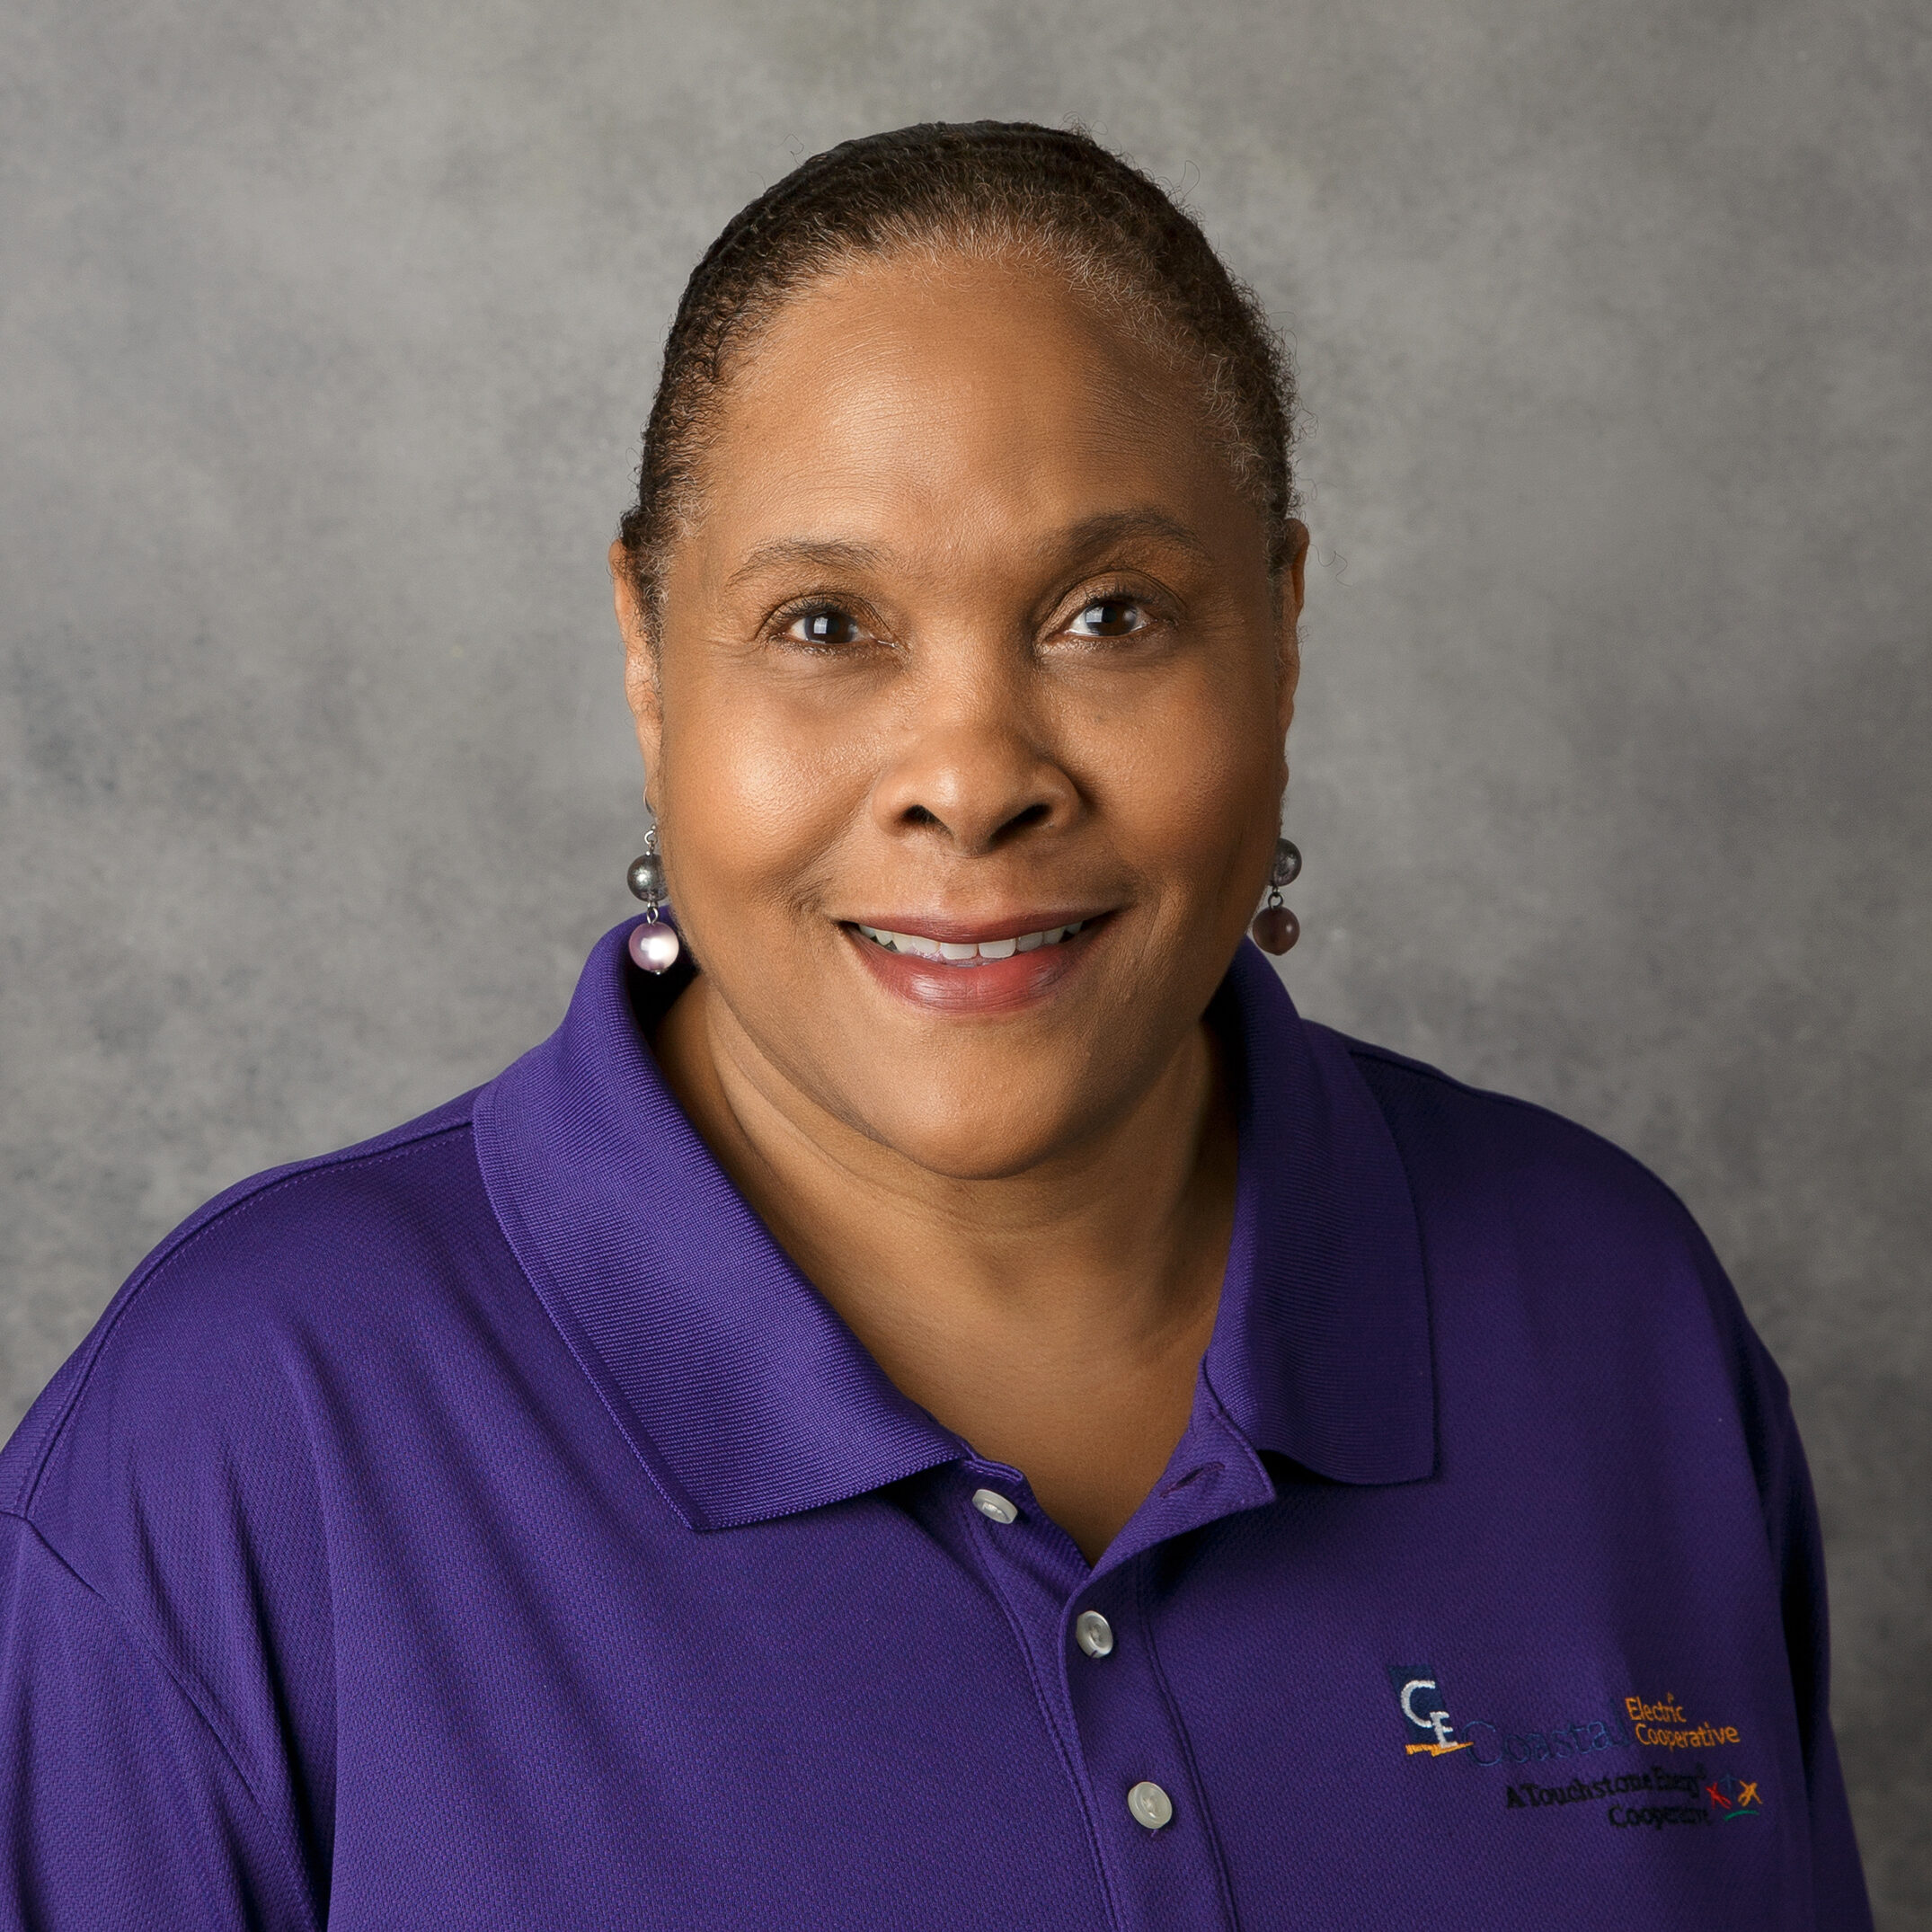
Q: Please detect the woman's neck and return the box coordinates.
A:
[651,974,1236,1563]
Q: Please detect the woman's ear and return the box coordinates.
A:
[610,539,663,805]
[1275,518,1309,737]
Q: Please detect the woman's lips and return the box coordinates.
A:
[852,917,1091,962]
[843,913,1111,1013]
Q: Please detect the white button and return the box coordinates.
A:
[1075,1610,1115,1658]
[970,1487,1019,1524]
[1127,1780,1174,1830]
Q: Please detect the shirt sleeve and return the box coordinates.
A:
[1692,1235,1874,1932]
[0,1511,315,1932]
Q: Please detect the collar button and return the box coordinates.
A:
[970,1487,1020,1525]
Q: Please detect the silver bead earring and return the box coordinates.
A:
[1250,836,1301,955]
[625,826,681,973]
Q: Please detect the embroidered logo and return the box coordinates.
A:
[1706,1775,1764,1820]
[1388,1664,1473,1757]
[1624,1692,1742,1751]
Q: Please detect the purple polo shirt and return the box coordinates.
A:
[0,927,1870,1929]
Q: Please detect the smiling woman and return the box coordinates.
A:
[0,124,1873,1931]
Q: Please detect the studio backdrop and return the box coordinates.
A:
[2,0,1926,1919]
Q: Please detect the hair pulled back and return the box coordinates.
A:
[617,121,1298,619]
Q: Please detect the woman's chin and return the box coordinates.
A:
[805,1032,1159,1182]
[842,1099,1095,1183]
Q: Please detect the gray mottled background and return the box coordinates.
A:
[3,0,1927,1917]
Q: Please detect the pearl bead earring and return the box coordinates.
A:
[625,826,681,973]
[1250,836,1301,955]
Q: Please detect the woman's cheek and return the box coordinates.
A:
[669,690,868,908]
[1077,676,1276,895]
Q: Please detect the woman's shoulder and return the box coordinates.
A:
[0,1086,493,1524]
[0,1086,519,1848]
[1314,1022,1786,1414]
[1321,1024,1714,1255]
[1316,1020,1775,1354]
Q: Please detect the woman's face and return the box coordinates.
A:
[620,252,1305,1181]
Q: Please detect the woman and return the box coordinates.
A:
[0,123,1870,1928]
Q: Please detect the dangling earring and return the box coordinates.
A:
[1250,836,1301,955]
[625,826,681,973]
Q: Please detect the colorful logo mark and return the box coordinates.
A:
[1389,1664,1474,1758]
[1705,1775,1764,1820]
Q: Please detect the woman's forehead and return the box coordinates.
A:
[688,254,1252,574]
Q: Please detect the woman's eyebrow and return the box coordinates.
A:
[1049,508,1215,568]
[729,512,1212,590]
[727,536,888,589]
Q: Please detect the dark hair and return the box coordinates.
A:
[617,120,1297,620]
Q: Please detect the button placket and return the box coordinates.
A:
[948,1460,1241,1929]
[944,1469,1132,1920]
[1058,1556,1239,1930]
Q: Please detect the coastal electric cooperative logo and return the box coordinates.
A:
[1387,1666,1764,1831]
[1387,1666,1471,1757]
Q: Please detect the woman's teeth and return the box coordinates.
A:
[854,920,1087,964]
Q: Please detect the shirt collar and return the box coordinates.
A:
[474,926,1434,1532]
[1200,944,1436,1486]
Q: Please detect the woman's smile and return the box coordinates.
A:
[843,910,1112,1012]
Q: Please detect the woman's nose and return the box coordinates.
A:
[868,690,1081,855]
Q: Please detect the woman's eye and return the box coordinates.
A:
[785,607,865,647]
[1069,597,1148,639]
